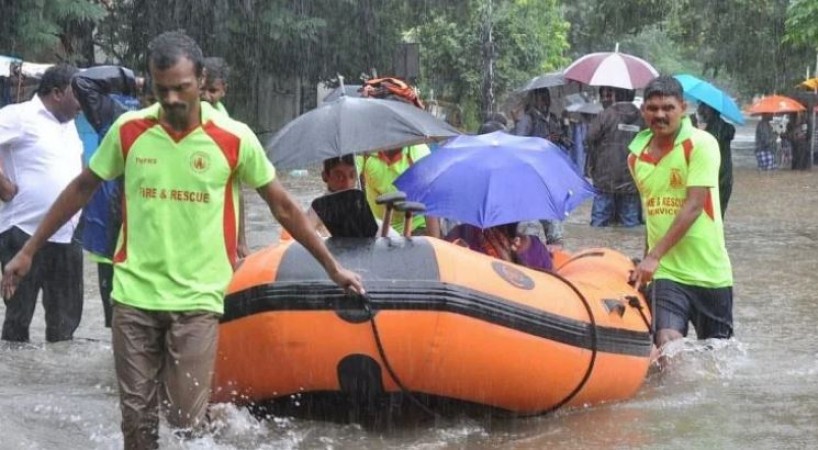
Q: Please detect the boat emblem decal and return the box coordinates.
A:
[491,261,535,290]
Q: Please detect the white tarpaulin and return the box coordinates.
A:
[20,62,53,78]
[0,55,53,79]
[0,55,21,77]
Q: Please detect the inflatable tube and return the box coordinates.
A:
[213,237,652,414]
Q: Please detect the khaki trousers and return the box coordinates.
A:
[111,303,219,450]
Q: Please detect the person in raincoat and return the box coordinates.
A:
[696,103,735,216]
[585,87,644,227]
[72,65,143,328]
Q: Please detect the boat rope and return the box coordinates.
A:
[468,268,601,420]
[360,293,441,419]
[520,270,599,417]
[627,293,654,336]
[627,281,657,336]
[359,267,607,419]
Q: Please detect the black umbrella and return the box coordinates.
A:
[267,96,461,169]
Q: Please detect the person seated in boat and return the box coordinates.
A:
[281,155,398,239]
[305,155,358,237]
[445,222,553,272]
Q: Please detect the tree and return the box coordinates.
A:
[566,0,814,99]
[786,0,818,77]
[0,0,105,64]
[415,0,568,129]
[786,0,818,51]
[563,0,666,57]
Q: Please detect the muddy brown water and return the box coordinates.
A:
[2,122,818,449]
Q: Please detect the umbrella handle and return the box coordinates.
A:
[393,201,426,237]
[376,192,407,237]
[381,207,394,238]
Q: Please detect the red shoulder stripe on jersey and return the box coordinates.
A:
[202,121,241,170]
[682,138,694,165]
[119,118,157,161]
[703,188,715,221]
[202,121,242,265]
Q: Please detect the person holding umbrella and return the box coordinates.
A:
[755,113,777,171]
[785,111,809,170]
[628,76,733,351]
[394,131,595,264]
[357,77,441,238]
[696,103,735,216]
[511,87,569,245]
[446,222,553,272]
[672,74,743,216]
[512,87,570,149]
[585,86,644,227]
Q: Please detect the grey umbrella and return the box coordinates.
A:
[322,84,362,103]
[565,100,603,115]
[518,71,566,92]
[267,96,461,169]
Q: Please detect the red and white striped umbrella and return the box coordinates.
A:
[564,48,659,90]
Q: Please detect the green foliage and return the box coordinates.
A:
[0,0,105,62]
[785,0,818,50]
[10,0,813,128]
[566,0,815,100]
[416,0,569,129]
[564,0,668,56]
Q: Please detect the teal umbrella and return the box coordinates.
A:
[674,74,745,125]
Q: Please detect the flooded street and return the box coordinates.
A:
[2,121,818,449]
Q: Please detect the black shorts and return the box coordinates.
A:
[651,279,733,340]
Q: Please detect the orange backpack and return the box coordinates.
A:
[361,77,424,109]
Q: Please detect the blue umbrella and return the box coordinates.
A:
[394,131,595,229]
[674,74,745,125]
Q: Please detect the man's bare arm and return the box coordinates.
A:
[257,179,364,294]
[632,186,708,289]
[2,168,102,298]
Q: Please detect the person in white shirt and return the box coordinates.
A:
[0,64,84,342]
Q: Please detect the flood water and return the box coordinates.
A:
[2,121,818,449]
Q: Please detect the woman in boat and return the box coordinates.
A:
[445,222,553,272]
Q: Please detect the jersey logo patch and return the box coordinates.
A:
[669,168,684,189]
[190,152,211,173]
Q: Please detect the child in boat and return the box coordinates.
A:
[281,155,398,239]
[445,222,553,272]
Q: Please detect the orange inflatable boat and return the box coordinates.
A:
[212,237,653,414]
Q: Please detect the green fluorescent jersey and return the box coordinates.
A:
[357,144,430,234]
[628,117,733,288]
[214,101,229,116]
[89,102,275,313]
